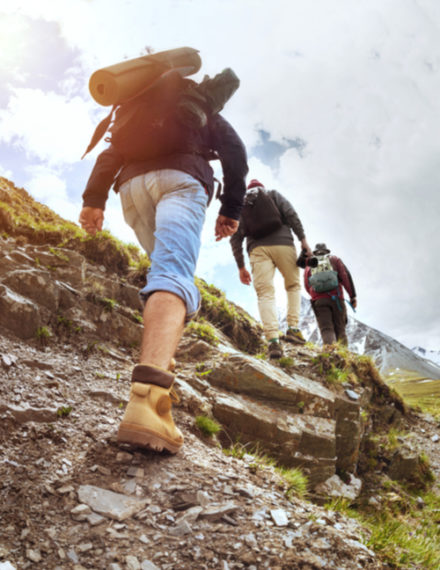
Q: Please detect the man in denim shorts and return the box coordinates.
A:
[79,105,248,453]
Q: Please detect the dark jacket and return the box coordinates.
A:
[230,189,306,268]
[304,255,356,302]
[82,114,248,220]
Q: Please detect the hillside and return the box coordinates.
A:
[299,299,440,380]
[1,177,440,569]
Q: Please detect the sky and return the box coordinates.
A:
[0,0,439,351]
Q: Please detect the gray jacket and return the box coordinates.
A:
[230,189,305,268]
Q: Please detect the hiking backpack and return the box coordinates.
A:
[240,189,283,239]
[308,254,339,293]
[82,67,240,162]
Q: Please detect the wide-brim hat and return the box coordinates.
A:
[313,243,330,255]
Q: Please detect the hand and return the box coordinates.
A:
[350,297,357,309]
[239,267,252,285]
[300,238,313,258]
[215,215,239,241]
[79,207,104,235]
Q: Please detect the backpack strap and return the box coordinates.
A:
[81,107,115,159]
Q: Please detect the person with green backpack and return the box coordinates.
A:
[301,243,357,346]
[230,179,313,359]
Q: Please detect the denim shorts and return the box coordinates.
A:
[119,170,208,318]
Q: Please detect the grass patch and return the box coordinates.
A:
[386,371,440,419]
[277,466,308,499]
[185,318,219,346]
[279,356,294,368]
[326,486,440,568]
[195,415,221,437]
[57,405,73,418]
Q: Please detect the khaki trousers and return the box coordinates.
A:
[249,244,301,340]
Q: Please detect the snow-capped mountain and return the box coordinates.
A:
[296,297,440,380]
[412,346,440,367]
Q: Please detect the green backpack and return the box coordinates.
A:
[308,254,339,293]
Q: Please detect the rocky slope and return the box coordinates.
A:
[1,178,440,569]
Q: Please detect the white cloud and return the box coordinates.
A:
[0,87,102,165]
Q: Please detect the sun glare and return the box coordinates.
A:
[0,13,28,72]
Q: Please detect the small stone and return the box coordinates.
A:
[77,543,93,553]
[127,466,144,478]
[122,479,137,495]
[196,490,211,506]
[116,451,133,463]
[270,509,288,527]
[78,484,147,521]
[125,555,141,570]
[431,434,439,443]
[1,354,15,368]
[108,564,123,570]
[57,485,75,494]
[138,534,150,544]
[141,561,160,570]
[345,389,359,401]
[199,502,238,521]
[67,549,79,563]
[26,549,42,563]
[0,562,16,570]
[169,521,192,536]
[87,513,106,526]
[71,504,92,517]
[176,506,203,525]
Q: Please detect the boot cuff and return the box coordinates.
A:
[131,364,174,389]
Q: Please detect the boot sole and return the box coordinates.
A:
[117,422,183,454]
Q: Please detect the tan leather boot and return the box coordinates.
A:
[117,364,183,453]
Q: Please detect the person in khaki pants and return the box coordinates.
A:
[230,179,312,358]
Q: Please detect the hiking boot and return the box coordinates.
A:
[283,327,306,345]
[117,364,183,454]
[268,340,283,359]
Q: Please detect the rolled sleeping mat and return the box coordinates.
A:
[89,46,202,106]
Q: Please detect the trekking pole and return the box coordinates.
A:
[346,299,356,313]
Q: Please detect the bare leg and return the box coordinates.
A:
[139,291,186,369]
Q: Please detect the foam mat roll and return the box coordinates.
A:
[89,47,202,106]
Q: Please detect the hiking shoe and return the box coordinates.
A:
[268,341,283,359]
[117,364,184,454]
[283,328,306,345]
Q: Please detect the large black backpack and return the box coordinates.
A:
[82,67,240,162]
[82,70,207,161]
[241,189,283,239]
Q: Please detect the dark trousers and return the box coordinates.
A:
[312,297,348,346]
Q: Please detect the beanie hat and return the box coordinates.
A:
[247,179,264,190]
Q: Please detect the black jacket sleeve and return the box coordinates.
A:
[82,146,124,209]
[209,115,248,220]
[230,224,246,268]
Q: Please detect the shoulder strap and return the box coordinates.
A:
[81,107,115,159]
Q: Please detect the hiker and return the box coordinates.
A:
[79,65,248,455]
[302,243,357,346]
[230,180,312,359]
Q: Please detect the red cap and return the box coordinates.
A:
[247,179,264,189]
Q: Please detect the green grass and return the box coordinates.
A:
[195,415,221,437]
[386,370,440,419]
[326,487,440,568]
[277,466,308,499]
[185,318,219,346]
